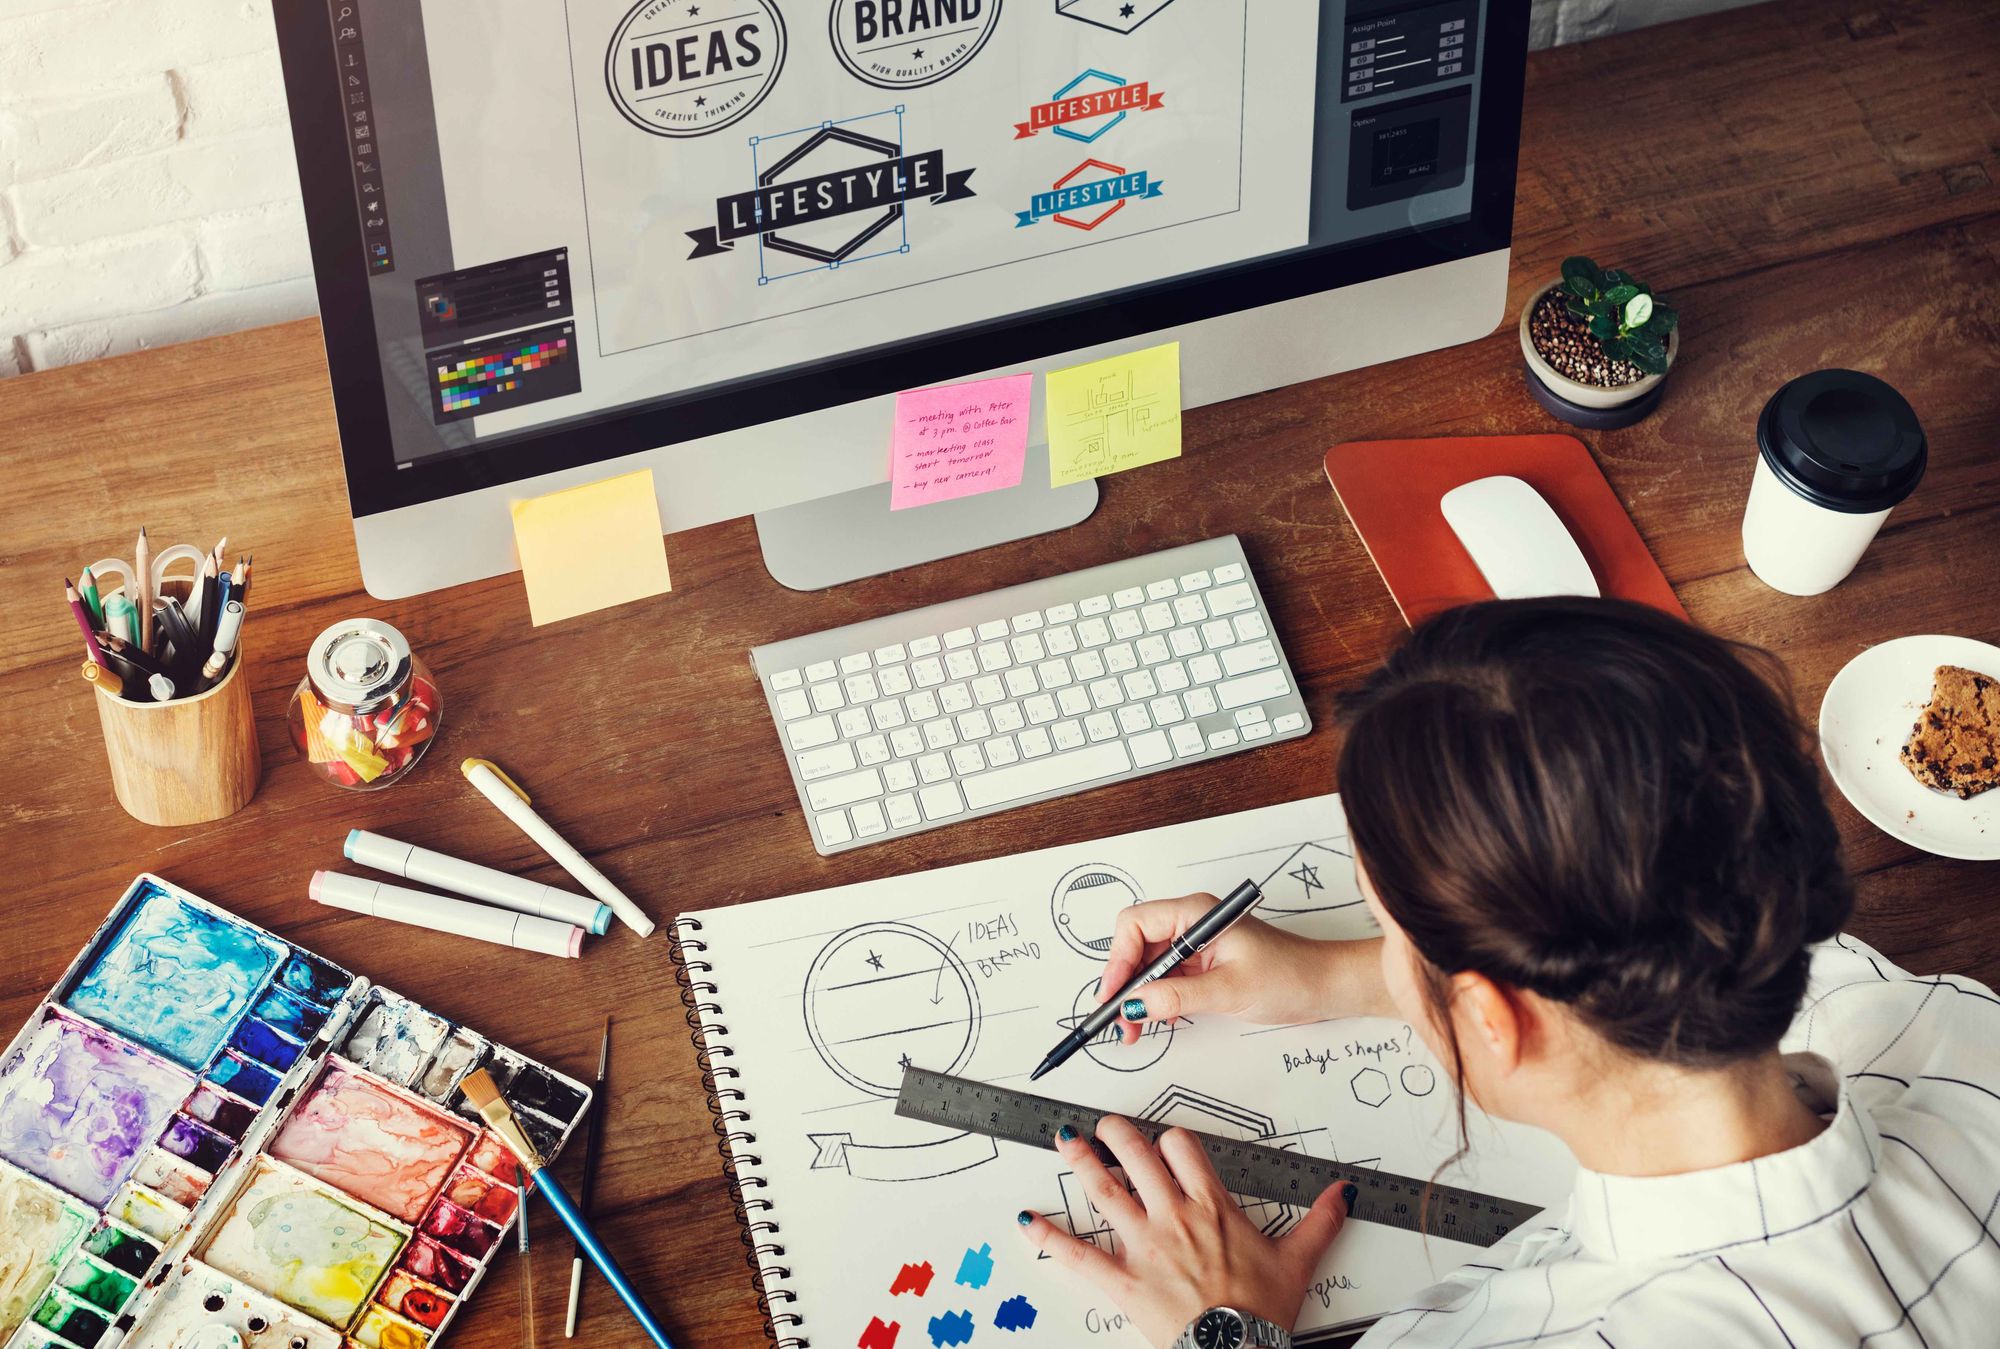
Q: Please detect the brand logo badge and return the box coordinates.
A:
[1014,70,1164,142]
[830,0,1003,90]
[1014,158,1162,230]
[606,0,787,138]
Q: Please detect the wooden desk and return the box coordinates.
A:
[2,1,1995,1343]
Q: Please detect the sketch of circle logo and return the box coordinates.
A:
[830,0,1002,89]
[605,0,787,138]
[1050,862,1143,958]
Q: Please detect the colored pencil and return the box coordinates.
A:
[65,580,106,665]
[79,567,105,626]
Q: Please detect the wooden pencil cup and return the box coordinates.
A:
[94,648,261,826]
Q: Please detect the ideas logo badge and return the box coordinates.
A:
[830,0,1003,90]
[1013,69,1165,142]
[1014,158,1162,231]
[688,109,977,283]
[606,0,786,138]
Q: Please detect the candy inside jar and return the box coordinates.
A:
[288,619,443,790]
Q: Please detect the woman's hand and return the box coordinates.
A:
[1017,1115,1354,1346]
[1099,895,1392,1043]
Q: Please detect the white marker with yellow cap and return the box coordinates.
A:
[460,757,656,937]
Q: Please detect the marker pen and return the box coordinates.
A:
[344,829,613,935]
[461,758,655,937]
[311,871,584,959]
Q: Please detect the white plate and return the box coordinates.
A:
[1819,635,2000,861]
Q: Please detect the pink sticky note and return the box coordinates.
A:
[889,373,1032,510]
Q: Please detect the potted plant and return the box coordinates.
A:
[1520,256,1679,428]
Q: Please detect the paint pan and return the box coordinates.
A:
[121,1259,343,1349]
[441,1164,519,1224]
[198,1157,408,1327]
[374,1269,455,1330]
[352,1301,434,1348]
[130,1152,211,1210]
[0,1163,92,1340]
[269,1061,476,1223]
[343,991,454,1091]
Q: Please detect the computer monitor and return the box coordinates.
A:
[275,0,1526,597]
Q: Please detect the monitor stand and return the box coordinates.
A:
[754,443,1099,591]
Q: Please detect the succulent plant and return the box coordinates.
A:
[1559,256,1678,377]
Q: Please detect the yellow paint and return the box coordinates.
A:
[509,468,674,626]
[1046,341,1183,488]
[111,1183,185,1242]
[353,1302,431,1348]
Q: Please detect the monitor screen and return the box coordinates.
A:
[278,0,1523,514]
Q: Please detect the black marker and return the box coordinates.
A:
[1028,879,1263,1081]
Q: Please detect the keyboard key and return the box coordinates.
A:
[1184,687,1219,718]
[1053,719,1086,751]
[977,620,1009,641]
[909,635,942,658]
[1233,612,1269,642]
[837,708,871,738]
[1057,685,1091,717]
[1011,610,1044,632]
[1218,669,1289,709]
[1170,627,1202,658]
[1171,723,1206,757]
[844,672,879,704]
[1045,602,1078,624]
[1130,729,1172,768]
[816,811,853,846]
[1221,640,1279,678]
[1025,693,1059,724]
[1005,667,1038,698]
[1137,635,1171,666]
[1208,728,1241,750]
[1044,624,1079,656]
[920,782,965,820]
[1157,662,1190,693]
[945,650,979,680]
[811,681,845,712]
[857,735,891,766]
[1019,727,1054,758]
[1071,649,1106,681]
[1149,579,1181,601]
[1079,594,1112,616]
[1089,678,1125,709]
[1085,711,1119,742]
[1105,643,1138,674]
[957,709,993,741]
[912,656,946,687]
[1077,616,1112,648]
[984,736,1021,767]
[1236,706,1268,727]
[1118,704,1153,735]
[789,714,838,751]
[923,719,959,749]
[1243,722,1273,741]
[1038,659,1074,689]
[886,793,921,829]
[1150,694,1186,725]
[917,752,952,784]
[944,627,976,648]
[1179,570,1212,591]
[770,668,803,690]
[890,727,925,759]
[871,700,907,731]
[1111,610,1144,640]
[972,675,1006,705]
[908,689,944,721]
[798,743,858,781]
[932,685,966,716]
[1202,620,1236,650]
[774,688,812,721]
[1011,633,1046,663]
[873,643,907,665]
[992,701,1026,733]
[951,745,986,775]
[840,653,872,674]
[1274,712,1306,734]
[961,741,1132,809]
[1174,595,1208,625]
[805,659,838,683]
[877,665,913,697]
[977,642,1012,672]
[1189,654,1223,684]
[1113,586,1146,608]
[807,768,883,812]
[1214,562,1246,584]
[1141,602,1175,633]
[1207,582,1255,616]
[885,760,919,792]
[852,801,889,837]
[1122,669,1158,701]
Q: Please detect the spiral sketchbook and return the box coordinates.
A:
[673,794,1578,1347]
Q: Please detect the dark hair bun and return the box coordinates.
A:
[1338,598,1853,1067]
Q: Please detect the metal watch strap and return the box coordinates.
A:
[1172,1311,1293,1349]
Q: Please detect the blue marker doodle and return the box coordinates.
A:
[994,1295,1038,1332]
[927,1310,976,1347]
[955,1244,995,1290]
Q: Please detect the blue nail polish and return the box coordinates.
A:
[1121,998,1146,1022]
[1342,1182,1359,1210]
[1057,1124,1079,1143]
[1017,1210,1034,1226]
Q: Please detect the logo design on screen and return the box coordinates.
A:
[829,0,1003,90]
[1015,158,1162,230]
[606,0,787,138]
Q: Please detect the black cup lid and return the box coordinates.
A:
[1757,369,1926,514]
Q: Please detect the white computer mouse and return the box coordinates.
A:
[1438,475,1601,600]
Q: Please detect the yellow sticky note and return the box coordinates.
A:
[510,469,673,626]
[1045,341,1183,488]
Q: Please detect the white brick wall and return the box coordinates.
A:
[0,0,1762,378]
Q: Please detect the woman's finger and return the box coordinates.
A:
[1098,896,1215,999]
[1274,1181,1354,1280]
[1055,1124,1146,1231]
[1015,1208,1123,1290]
[1094,1114,1180,1214]
[1154,1127,1230,1210]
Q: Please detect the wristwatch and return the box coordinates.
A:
[1173,1306,1293,1349]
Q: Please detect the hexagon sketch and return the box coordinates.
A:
[1350,1066,1391,1108]
[758,123,905,264]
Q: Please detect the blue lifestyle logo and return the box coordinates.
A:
[1014,159,1163,230]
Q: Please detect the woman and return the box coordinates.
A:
[1015,598,2000,1348]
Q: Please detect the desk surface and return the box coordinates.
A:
[3,1,1998,1344]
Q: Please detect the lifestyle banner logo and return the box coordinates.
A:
[830,0,1004,90]
[605,0,787,138]
[1015,158,1162,230]
[688,125,977,262]
[1014,70,1164,141]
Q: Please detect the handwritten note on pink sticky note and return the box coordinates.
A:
[889,373,1032,510]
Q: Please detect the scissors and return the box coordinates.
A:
[87,543,209,606]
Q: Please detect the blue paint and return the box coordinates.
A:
[207,1052,281,1104]
[251,988,329,1041]
[228,1017,303,1070]
[927,1310,975,1347]
[954,1244,994,1290]
[276,951,352,1008]
[993,1296,1037,1332]
[64,888,285,1070]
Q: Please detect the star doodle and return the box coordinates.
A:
[686,4,700,12]
[1119,2,1135,13]
[866,949,886,971]
[898,1052,913,1071]
[693,95,707,107]
[1289,862,1324,895]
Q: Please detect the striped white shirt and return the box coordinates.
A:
[1356,935,2000,1348]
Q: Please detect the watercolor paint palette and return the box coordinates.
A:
[0,876,590,1349]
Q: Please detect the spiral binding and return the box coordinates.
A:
[673,916,809,1347]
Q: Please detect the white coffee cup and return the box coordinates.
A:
[1741,369,1925,596]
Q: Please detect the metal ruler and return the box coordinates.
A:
[897,1068,1541,1247]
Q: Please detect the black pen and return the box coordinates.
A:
[1029,879,1263,1081]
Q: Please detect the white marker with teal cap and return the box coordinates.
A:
[344,828,613,936]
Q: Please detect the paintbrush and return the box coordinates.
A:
[518,1162,536,1349]
[565,1018,611,1338]
[459,1069,676,1349]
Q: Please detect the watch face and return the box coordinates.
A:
[1194,1308,1247,1349]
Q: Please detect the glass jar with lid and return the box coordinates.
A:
[287,618,443,789]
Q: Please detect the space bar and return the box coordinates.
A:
[961,743,1134,810]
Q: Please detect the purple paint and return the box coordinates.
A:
[183,1082,259,1139]
[159,1114,236,1173]
[0,1013,194,1207]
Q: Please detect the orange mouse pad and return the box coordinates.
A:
[1324,435,1685,626]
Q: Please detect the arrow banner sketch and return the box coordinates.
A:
[808,1129,999,1182]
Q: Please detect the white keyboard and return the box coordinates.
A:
[750,536,1312,854]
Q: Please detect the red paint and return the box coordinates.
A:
[859,1316,901,1349]
[888,1261,934,1297]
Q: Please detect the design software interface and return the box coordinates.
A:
[325,0,1492,466]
